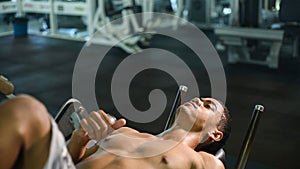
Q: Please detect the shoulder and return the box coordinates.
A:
[197,151,225,169]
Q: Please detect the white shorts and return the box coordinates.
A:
[43,117,76,169]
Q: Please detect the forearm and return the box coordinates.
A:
[67,128,90,164]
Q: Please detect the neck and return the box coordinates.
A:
[159,126,208,149]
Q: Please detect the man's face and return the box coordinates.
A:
[176,97,224,132]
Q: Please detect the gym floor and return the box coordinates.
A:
[0,29,299,169]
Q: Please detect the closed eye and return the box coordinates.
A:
[204,102,211,109]
[200,98,216,112]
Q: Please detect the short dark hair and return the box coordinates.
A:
[195,101,232,154]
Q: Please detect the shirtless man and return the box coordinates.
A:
[0,95,230,169]
[75,96,231,169]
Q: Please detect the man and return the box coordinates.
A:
[0,94,230,169]
[75,97,231,169]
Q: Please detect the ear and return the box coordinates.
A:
[209,129,223,142]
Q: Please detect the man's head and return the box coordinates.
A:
[176,97,231,153]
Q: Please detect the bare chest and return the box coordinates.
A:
[91,134,202,169]
[97,132,158,157]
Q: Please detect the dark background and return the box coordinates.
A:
[0,30,299,169]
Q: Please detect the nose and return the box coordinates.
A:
[192,97,202,106]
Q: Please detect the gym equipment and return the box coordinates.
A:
[163,85,187,131]
[54,97,116,140]
[215,0,287,68]
[51,0,96,39]
[277,0,300,57]
[0,75,265,168]
[54,98,83,140]
[0,75,15,98]
[215,27,284,68]
[90,0,188,54]
[0,0,18,36]
[236,105,264,169]
[91,0,146,54]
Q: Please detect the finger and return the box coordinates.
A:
[81,115,101,140]
[91,111,109,139]
[80,119,93,137]
[99,110,114,125]
[112,118,126,130]
[98,110,126,129]
[98,110,120,135]
[88,116,101,140]
[91,111,108,130]
[98,111,113,138]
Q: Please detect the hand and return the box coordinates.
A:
[67,110,125,163]
[80,110,126,141]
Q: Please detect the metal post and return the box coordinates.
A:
[230,0,240,26]
[235,105,264,169]
[163,85,188,131]
[16,0,24,17]
[49,0,57,35]
[205,0,211,25]
[258,0,263,27]
[87,0,96,37]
